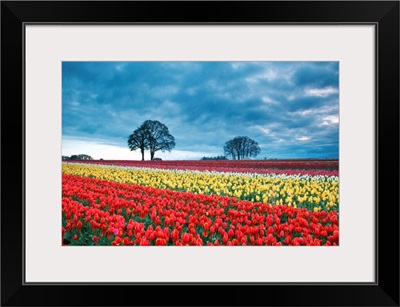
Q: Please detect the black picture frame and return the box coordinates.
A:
[1,1,399,306]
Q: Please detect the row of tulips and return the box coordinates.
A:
[62,174,339,246]
[66,160,338,177]
[62,163,339,212]
[66,159,339,168]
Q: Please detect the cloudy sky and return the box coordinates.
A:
[62,61,339,160]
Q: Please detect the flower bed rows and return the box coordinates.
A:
[66,159,338,176]
[62,163,339,212]
[62,174,339,246]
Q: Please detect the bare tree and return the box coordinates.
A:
[127,125,149,161]
[128,120,175,160]
[224,140,237,160]
[223,136,261,160]
[143,120,175,160]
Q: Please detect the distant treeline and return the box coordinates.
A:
[200,155,227,161]
[62,154,93,160]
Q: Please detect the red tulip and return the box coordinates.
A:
[155,238,167,246]
[112,236,121,246]
[62,173,339,247]
[182,233,191,244]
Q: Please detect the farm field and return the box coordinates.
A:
[62,159,339,246]
[70,159,339,176]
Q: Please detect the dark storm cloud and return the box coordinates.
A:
[62,61,339,159]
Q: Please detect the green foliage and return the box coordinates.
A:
[201,156,227,160]
[63,154,93,160]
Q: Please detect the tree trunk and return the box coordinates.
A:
[141,148,145,161]
[151,151,155,160]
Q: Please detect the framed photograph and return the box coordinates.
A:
[1,1,399,306]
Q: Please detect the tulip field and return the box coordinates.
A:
[62,160,339,246]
